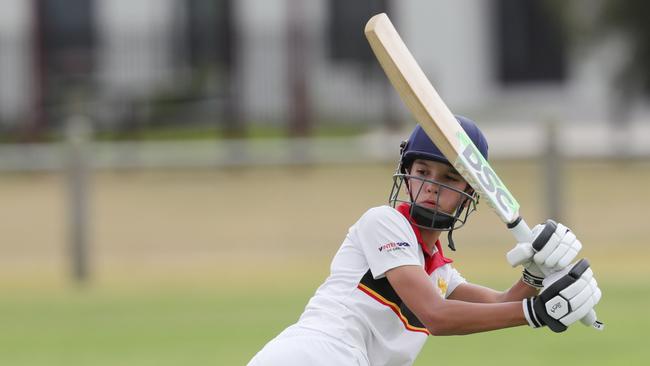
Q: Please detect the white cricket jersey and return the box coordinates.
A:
[287,204,467,366]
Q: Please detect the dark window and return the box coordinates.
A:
[40,0,95,75]
[185,0,233,67]
[328,0,389,65]
[495,0,566,83]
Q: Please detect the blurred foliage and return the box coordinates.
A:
[552,0,650,95]
[599,0,650,94]
[543,0,650,123]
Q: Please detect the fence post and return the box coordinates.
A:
[544,120,563,222]
[65,115,93,285]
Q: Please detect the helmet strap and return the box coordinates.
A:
[447,228,456,251]
[446,199,468,251]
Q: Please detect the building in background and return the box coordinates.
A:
[0,0,643,141]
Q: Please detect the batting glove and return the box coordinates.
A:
[523,258,602,332]
[518,220,582,288]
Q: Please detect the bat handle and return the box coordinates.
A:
[580,309,605,331]
[506,217,534,267]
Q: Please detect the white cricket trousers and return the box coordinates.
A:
[247,326,369,366]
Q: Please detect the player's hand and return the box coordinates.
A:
[513,220,582,288]
[522,259,602,332]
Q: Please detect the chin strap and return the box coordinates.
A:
[447,228,456,251]
[410,203,463,251]
[446,200,469,251]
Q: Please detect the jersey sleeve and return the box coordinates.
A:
[355,206,421,279]
[444,266,467,298]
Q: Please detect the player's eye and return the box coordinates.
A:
[445,174,460,182]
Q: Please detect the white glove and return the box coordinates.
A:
[523,259,603,332]
[515,220,582,288]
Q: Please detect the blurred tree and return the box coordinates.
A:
[600,0,650,95]
[26,0,46,142]
[186,0,244,138]
[543,0,649,151]
[27,0,95,142]
[287,0,311,137]
[595,0,650,154]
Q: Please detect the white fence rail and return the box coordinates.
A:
[1,121,649,172]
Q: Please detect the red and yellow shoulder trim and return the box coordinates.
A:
[357,283,430,335]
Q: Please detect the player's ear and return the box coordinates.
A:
[461,186,474,208]
[461,198,470,209]
[404,162,413,174]
[402,163,413,190]
[403,177,411,194]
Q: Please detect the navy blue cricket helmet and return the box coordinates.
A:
[399,115,488,173]
[389,115,489,251]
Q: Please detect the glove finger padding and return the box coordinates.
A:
[519,221,557,281]
[530,220,558,254]
[555,229,581,269]
[524,259,601,332]
[557,267,592,299]
[541,239,570,269]
[533,222,581,272]
[561,283,601,325]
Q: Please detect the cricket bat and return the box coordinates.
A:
[365,13,600,329]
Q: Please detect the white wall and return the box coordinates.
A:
[0,0,32,123]
[399,0,495,110]
[95,0,182,98]
[237,0,289,123]
[311,0,499,123]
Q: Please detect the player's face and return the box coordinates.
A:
[407,159,468,214]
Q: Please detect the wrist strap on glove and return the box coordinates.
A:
[522,298,544,328]
[522,269,544,288]
[524,259,597,333]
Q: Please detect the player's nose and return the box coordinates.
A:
[424,180,438,194]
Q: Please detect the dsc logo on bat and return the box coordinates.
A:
[455,132,519,221]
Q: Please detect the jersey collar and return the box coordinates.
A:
[396,203,453,274]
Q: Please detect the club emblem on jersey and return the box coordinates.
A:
[437,277,448,297]
[378,242,411,253]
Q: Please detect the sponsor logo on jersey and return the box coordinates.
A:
[378,242,411,253]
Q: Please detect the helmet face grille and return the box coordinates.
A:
[388,172,478,232]
[391,116,487,237]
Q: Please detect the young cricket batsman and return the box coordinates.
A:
[247,116,601,366]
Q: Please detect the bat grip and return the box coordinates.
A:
[506,217,534,267]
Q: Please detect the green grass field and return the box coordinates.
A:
[2,278,648,365]
[1,160,649,365]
